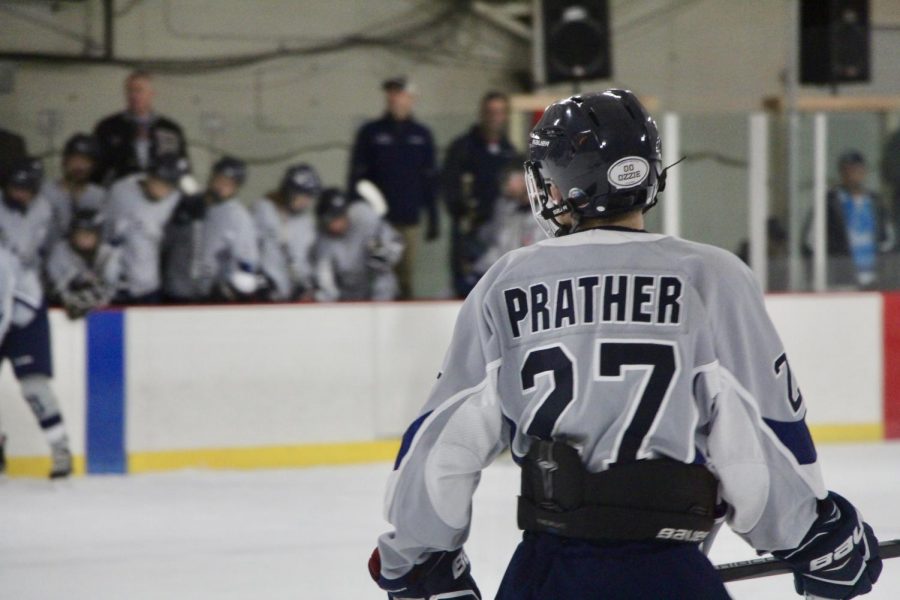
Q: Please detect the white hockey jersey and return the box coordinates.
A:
[378,227,827,580]
[0,191,53,321]
[252,198,316,300]
[104,174,180,298]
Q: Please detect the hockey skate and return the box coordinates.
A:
[49,443,72,479]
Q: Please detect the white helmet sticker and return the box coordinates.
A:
[607,156,650,189]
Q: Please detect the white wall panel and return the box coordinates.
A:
[766,294,883,424]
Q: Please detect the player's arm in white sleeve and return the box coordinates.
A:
[697,252,824,551]
[699,251,882,599]
[373,273,507,596]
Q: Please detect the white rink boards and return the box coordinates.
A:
[1,442,899,599]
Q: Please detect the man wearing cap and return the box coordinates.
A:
[313,188,404,302]
[0,157,74,478]
[252,163,322,301]
[348,76,438,300]
[104,153,188,303]
[804,150,895,288]
[93,70,189,186]
[43,133,107,246]
[162,156,259,302]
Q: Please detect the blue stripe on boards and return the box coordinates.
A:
[86,310,126,474]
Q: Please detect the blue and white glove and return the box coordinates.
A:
[368,547,481,600]
[773,492,882,599]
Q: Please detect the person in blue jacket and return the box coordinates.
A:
[348,77,438,299]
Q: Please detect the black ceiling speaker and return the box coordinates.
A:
[800,0,870,85]
[540,1,611,84]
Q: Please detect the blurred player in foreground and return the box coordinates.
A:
[369,91,882,599]
[0,159,73,478]
[313,188,403,302]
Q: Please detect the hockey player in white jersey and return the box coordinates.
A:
[369,91,882,599]
[43,133,106,246]
[0,158,73,478]
[46,209,122,319]
[313,188,403,302]
[252,164,320,301]
[162,156,258,302]
[104,153,187,303]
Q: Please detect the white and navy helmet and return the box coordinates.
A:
[3,157,44,193]
[280,163,322,198]
[525,90,665,237]
[211,155,247,186]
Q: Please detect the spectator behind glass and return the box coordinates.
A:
[804,150,895,289]
[93,70,189,186]
[313,188,404,303]
[43,133,107,246]
[474,166,543,277]
[347,76,438,300]
[104,154,187,304]
[252,163,322,301]
[442,91,520,298]
[162,156,259,303]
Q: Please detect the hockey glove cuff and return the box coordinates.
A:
[772,492,881,599]
[368,547,481,600]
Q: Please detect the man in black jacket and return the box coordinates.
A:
[348,77,438,300]
[441,91,519,297]
[92,70,189,186]
[0,127,27,182]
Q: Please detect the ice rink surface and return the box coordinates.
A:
[2,442,898,599]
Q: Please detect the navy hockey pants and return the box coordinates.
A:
[496,532,731,600]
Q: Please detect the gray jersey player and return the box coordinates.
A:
[43,133,107,246]
[313,189,403,302]
[104,154,187,303]
[162,156,258,301]
[46,209,122,319]
[369,92,882,600]
[0,158,73,478]
[252,163,320,300]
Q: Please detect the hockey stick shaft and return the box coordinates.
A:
[717,539,900,582]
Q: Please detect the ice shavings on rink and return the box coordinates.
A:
[1,442,898,600]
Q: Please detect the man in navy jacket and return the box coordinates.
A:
[348,77,438,299]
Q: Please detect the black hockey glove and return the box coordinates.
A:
[368,547,480,600]
[772,492,881,599]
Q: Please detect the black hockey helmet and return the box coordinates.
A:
[280,163,322,198]
[63,133,101,161]
[525,89,665,237]
[315,187,351,223]
[3,157,44,193]
[211,155,247,186]
[146,153,189,186]
[70,207,105,234]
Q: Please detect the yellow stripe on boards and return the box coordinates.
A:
[5,455,86,478]
[809,423,884,444]
[128,439,402,473]
[3,426,886,477]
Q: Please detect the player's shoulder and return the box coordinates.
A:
[108,173,142,197]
